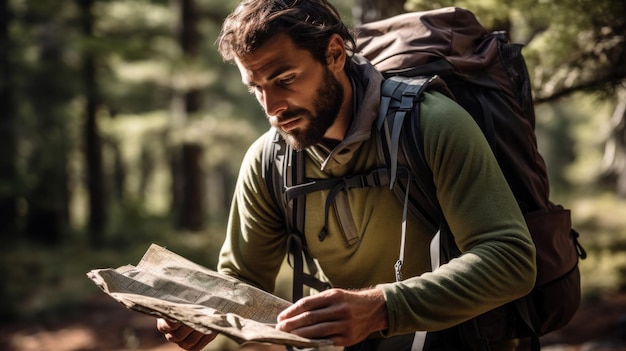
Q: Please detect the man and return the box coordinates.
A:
[157,0,537,350]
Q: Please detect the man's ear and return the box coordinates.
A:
[326,34,347,72]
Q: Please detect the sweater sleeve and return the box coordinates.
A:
[377,92,537,334]
[217,131,287,293]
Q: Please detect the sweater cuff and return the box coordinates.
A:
[376,282,398,337]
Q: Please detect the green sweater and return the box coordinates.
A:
[218,56,536,344]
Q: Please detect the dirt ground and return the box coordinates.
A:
[1,293,626,351]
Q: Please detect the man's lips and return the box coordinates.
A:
[278,117,302,132]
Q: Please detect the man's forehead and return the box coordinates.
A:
[234,34,312,83]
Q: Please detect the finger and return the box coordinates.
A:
[277,289,340,322]
[175,331,217,351]
[278,320,355,347]
[156,318,181,333]
[164,324,195,343]
[276,299,349,335]
[282,318,341,338]
[239,343,288,350]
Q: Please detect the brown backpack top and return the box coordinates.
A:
[357,7,546,214]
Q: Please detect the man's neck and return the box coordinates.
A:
[322,70,354,143]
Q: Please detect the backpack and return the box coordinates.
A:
[262,6,587,351]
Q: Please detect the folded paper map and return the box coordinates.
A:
[87,243,334,349]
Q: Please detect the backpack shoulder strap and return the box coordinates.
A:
[262,128,306,234]
[377,75,451,231]
[261,128,331,301]
[377,75,462,282]
[261,129,286,217]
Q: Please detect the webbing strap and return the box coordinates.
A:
[389,110,407,189]
[377,78,403,128]
[287,233,331,299]
[287,233,306,300]
[382,76,432,189]
[285,169,392,242]
[380,76,439,282]
[394,169,412,282]
[284,168,391,201]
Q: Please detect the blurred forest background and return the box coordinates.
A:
[1,0,626,350]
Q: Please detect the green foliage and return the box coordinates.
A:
[405,0,511,31]
[6,0,84,242]
[570,193,626,299]
[0,215,226,324]
[533,92,615,192]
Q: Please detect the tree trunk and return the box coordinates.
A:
[353,0,406,25]
[0,0,17,237]
[173,0,205,231]
[24,17,72,245]
[180,143,205,230]
[78,0,106,245]
[602,83,626,198]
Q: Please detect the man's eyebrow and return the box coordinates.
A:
[267,64,295,81]
[243,63,296,87]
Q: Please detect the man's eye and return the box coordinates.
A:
[280,75,295,85]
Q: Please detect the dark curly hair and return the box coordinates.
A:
[217,0,356,69]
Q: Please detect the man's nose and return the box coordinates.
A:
[261,90,287,117]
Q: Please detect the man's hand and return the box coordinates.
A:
[275,288,388,346]
[156,318,217,351]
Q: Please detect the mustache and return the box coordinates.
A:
[274,108,309,121]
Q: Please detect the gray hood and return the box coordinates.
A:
[317,55,384,171]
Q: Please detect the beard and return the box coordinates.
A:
[275,67,344,151]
